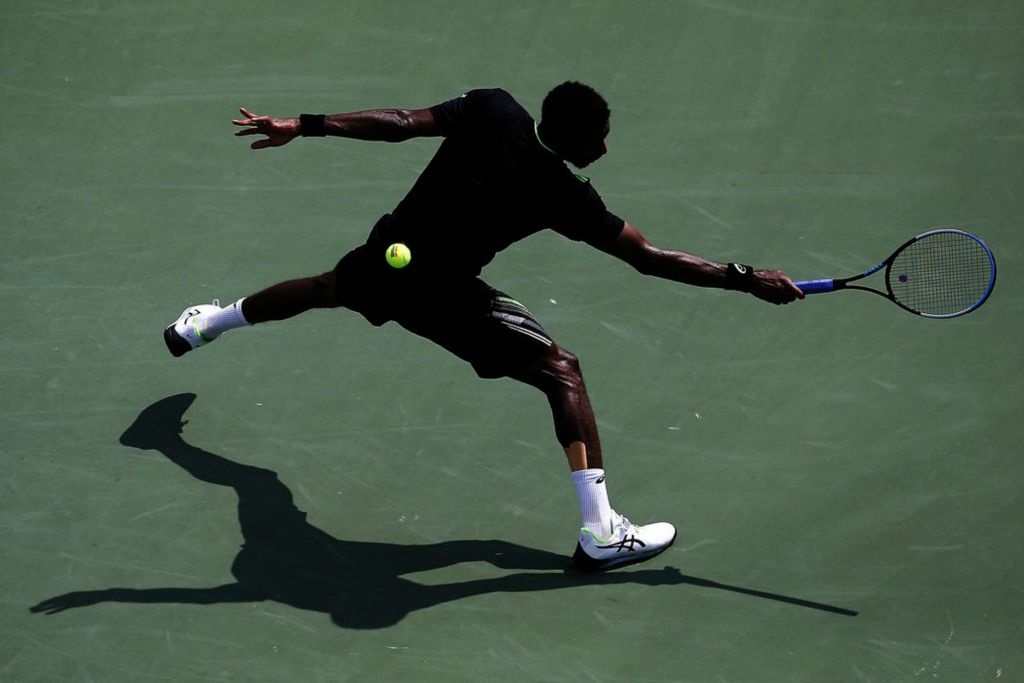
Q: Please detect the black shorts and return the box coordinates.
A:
[333,241,553,379]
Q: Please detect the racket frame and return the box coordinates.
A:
[795,229,997,318]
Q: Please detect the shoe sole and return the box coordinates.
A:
[163,325,193,357]
[571,528,677,572]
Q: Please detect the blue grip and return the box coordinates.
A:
[794,279,835,294]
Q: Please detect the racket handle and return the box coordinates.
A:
[794,279,835,294]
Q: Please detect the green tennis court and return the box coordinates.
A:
[3,1,1022,681]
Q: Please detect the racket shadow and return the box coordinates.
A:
[29,393,856,628]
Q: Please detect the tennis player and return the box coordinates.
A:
[164,83,804,571]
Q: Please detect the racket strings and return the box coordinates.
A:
[888,232,993,316]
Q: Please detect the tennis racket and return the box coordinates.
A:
[795,229,996,318]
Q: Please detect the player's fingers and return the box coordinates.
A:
[786,279,805,300]
[234,128,261,136]
[239,106,257,119]
[768,270,804,301]
[251,139,273,150]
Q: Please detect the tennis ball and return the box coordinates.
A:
[385,243,412,269]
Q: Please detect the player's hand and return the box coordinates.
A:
[232,107,300,149]
[750,269,805,305]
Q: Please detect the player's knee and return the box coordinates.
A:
[512,344,584,393]
[311,271,334,290]
[555,346,581,374]
[548,346,584,389]
[312,271,339,307]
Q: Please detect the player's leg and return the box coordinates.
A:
[394,285,677,571]
[241,271,340,322]
[507,343,603,470]
[507,343,675,570]
[163,271,339,357]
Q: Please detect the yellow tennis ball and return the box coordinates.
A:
[385,243,411,269]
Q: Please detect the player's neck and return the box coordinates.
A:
[534,121,559,157]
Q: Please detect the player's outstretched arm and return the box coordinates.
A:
[232,107,440,149]
[598,223,804,305]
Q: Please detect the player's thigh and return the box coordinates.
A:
[395,284,553,379]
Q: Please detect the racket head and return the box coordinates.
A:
[884,229,997,318]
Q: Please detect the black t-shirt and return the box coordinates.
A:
[371,88,625,278]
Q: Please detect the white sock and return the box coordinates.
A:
[201,298,251,338]
[572,468,614,538]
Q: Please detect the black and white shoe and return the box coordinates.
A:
[572,512,676,572]
[163,299,222,357]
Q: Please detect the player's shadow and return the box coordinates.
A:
[30,394,856,627]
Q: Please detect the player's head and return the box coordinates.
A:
[539,81,611,168]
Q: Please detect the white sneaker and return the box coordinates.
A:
[163,299,222,357]
[572,511,676,572]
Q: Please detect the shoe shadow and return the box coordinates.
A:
[30,394,856,627]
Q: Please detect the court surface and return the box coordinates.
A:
[3,1,1022,681]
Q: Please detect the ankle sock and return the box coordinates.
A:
[201,298,250,338]
[572,468,613,538]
